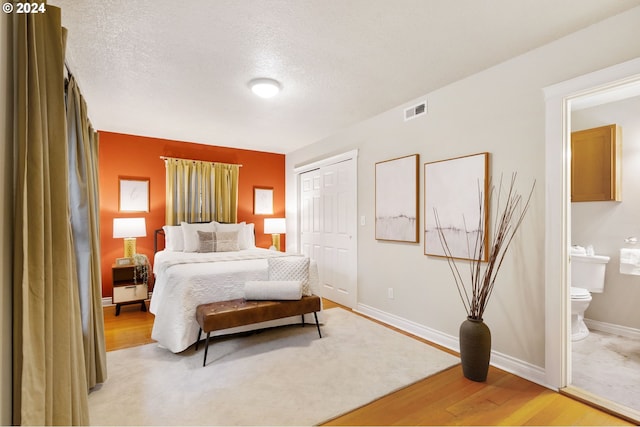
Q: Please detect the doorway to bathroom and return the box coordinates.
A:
[569,87,640,417]
[544,58,640,423]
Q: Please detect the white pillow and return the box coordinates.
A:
[181,221,216,252]
[242,223,256,249]
[268,256,311,296]
[162,225,184,251]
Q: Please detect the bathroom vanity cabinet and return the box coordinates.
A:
[571,124,621,202]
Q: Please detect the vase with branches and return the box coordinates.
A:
[434,173,535,381]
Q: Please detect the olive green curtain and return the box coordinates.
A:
[165,158,184,225]
[165,158,239,225]
[214,163,239,223]
[13,6,93,425]
[66,75,107,390]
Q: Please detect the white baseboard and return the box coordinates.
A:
[489,350,548,388]
[355,303,549,389]
[584,318,640,339]
[355,303,459,351]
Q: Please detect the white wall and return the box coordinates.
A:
[0,10,13,425]
[286,6,640,375]
[572,96,640,330]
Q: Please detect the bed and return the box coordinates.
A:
[149,221,322,353]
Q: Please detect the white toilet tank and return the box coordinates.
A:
[571,254,610,293]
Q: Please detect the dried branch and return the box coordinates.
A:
[434,210,471,316]
[435,173,535,320]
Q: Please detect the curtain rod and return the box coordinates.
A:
[160,155,242,167]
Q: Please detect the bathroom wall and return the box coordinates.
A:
[572,95,640,331]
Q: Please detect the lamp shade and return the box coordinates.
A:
[264,218,286,234]
[113,217,147,238]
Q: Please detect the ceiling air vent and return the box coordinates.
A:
[404,101,427,121]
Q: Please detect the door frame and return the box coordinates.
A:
[543,57,640,390]
[293,149,359,308]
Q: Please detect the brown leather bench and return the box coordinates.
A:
[195,295,322,366]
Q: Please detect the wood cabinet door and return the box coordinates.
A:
[571,124,621,202]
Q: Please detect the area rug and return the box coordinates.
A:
[88,308,459,426]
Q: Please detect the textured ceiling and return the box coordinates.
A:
[50,0,640,154]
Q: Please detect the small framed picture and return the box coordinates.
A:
[119,177,150,212]
[116,257,133,266]
[254,187,274,215]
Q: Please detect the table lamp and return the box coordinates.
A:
[264,218,286,251]
[113,217,147,258]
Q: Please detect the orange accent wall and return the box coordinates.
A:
[98,131,285,298]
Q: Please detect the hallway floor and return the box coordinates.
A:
[572,329,640,413]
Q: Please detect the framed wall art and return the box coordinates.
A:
[119,177,150,212]
[424,152,489,260]
[253,187,274,215]
[375,154,419,242]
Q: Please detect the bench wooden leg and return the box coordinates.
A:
[314,312,322,338]
[195,328,202,351]
[203,332,211,367]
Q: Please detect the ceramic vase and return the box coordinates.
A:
[459,316,491,382]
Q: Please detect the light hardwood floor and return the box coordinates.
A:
[104,300,631,426]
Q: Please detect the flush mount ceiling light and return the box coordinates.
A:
[249,78,281,98]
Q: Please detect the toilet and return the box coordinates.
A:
[570,250,610,341]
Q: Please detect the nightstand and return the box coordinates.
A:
[112,263,149,316]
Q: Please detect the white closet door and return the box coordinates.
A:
[299,158,357,308]
[300,168,322,263]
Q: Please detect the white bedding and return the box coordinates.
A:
[150,248,322,353]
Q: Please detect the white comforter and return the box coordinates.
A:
[150,248,321,353]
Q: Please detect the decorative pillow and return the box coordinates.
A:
[215,222,256,250]
[268,256,311,296]
[197,230,240,253]
[162,225,184,251]
[181,222,216,252]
